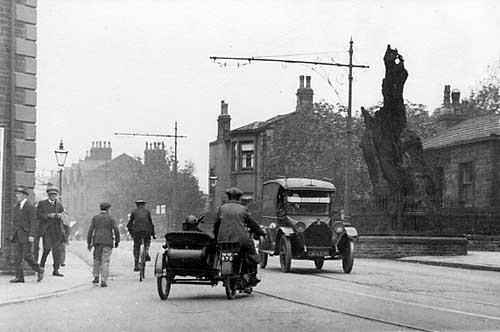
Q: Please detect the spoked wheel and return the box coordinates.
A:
[224,276,236,300]
[314,258,324,270]
[139,246,146,281]
[342,240,355,274]
[157,275,173,300]
[279,236,292,273]
[259,252,268,269]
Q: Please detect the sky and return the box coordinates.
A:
[36,0,500,192]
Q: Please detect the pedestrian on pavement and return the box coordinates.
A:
[36,186,66,277]
[127,199,155,271]
[87,202,120,288]
[9,185,44,283]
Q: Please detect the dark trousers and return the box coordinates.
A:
[13,242,42,280]
[132,234,151,262]
[40,243,63,271]
[33,235,41,263]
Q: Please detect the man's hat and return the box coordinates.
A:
[99,202,111,210]
[46,187,59,194]
[15,185,29,195]
[135,199,147,204]
[225,187,243,197]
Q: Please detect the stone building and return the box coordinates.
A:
[0,0,38,272]
[208,75,317,215]
[424,85,500,209]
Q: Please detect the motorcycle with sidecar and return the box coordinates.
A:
[154,216,258,300]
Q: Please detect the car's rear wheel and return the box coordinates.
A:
[259,252,268,269]
[314,258,324,270]
[279,237,292,273]
[342,240,354,273]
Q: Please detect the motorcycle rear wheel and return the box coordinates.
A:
[224,276,236,300]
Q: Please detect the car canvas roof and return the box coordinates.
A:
[263,178,336,192]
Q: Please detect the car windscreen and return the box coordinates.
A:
[286,191,330,215]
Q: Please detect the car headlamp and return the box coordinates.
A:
[295,222,306,233]
[332,221,345,234]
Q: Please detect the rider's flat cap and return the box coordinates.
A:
[135,199,147,204]
[225,187,243,197]
[99,202,111,210]
[15,185,29,195]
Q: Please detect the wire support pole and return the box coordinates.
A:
[344,38,354,223]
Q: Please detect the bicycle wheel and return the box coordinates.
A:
[139,245,146,282]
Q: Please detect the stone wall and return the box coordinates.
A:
[355,236,468,258]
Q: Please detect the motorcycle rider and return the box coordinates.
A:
[213,187,265,285]
[127,199,155,271]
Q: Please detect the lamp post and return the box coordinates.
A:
[54,140,68,196]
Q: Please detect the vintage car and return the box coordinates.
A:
[258,178,358,273]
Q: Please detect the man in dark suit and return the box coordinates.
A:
[9,185,44,283]
[37,186,66,277]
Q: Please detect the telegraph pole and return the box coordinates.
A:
[211,39,368,222]
[114,121,186,229]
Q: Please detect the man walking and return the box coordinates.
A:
[87,202,120,287]
[127,200,155,271]
[9,186,44,283]
[37,187,66,277]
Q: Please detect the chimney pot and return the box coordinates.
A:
[299,75,305,88]
[443,85,451,106]
[306,76,311,88]
[451,89,460,105]
[221,100,228,115]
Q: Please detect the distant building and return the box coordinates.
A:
[61,141,171,235]
[208,75,319,215]
[423,86,500,208]
[0,1,38,272]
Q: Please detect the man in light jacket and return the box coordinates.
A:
[87,202,120,287]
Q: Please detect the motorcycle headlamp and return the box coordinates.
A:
[270,222,277,229]
[332,221,345,234]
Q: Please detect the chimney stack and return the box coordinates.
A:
[296,75,314,112]
[451,89,460,106]
[217,100,231,140]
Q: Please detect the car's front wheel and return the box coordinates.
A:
[342,240,354,273]
[279,236,292,273]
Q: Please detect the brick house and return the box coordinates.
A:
[208,75,317,215]
[423,85,500,209]
[0,0,38,272]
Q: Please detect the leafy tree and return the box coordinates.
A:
[462,60,500,118]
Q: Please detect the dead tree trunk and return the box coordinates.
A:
[360,45,437,227]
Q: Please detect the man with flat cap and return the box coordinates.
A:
[213,187,266,286]
[127,199,155,271]
[87,202,120,287]
[37,186,66,277]
[9,185,44,283]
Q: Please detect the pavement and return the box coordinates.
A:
[0,245,499,307]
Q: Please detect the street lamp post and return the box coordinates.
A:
[54,140,68,196]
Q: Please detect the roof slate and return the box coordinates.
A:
[423,113,500,149]
[231,113,291,133]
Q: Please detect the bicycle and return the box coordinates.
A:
[138,238,147,282]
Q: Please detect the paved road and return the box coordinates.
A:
[1,241,499,332]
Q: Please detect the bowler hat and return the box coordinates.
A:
[46,187,59,194]
[15,185,29,195]
[225,187,243,197]
[135,199,147,204]
[99,202,111,210]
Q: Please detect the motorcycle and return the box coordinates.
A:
[155,216,259,300]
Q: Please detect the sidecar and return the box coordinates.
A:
[155,231,219,300]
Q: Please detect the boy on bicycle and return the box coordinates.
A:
[127,199,155,271]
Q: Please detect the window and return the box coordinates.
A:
[458,162,473,207]
[232,142,238,171]
[240,142,254,170]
